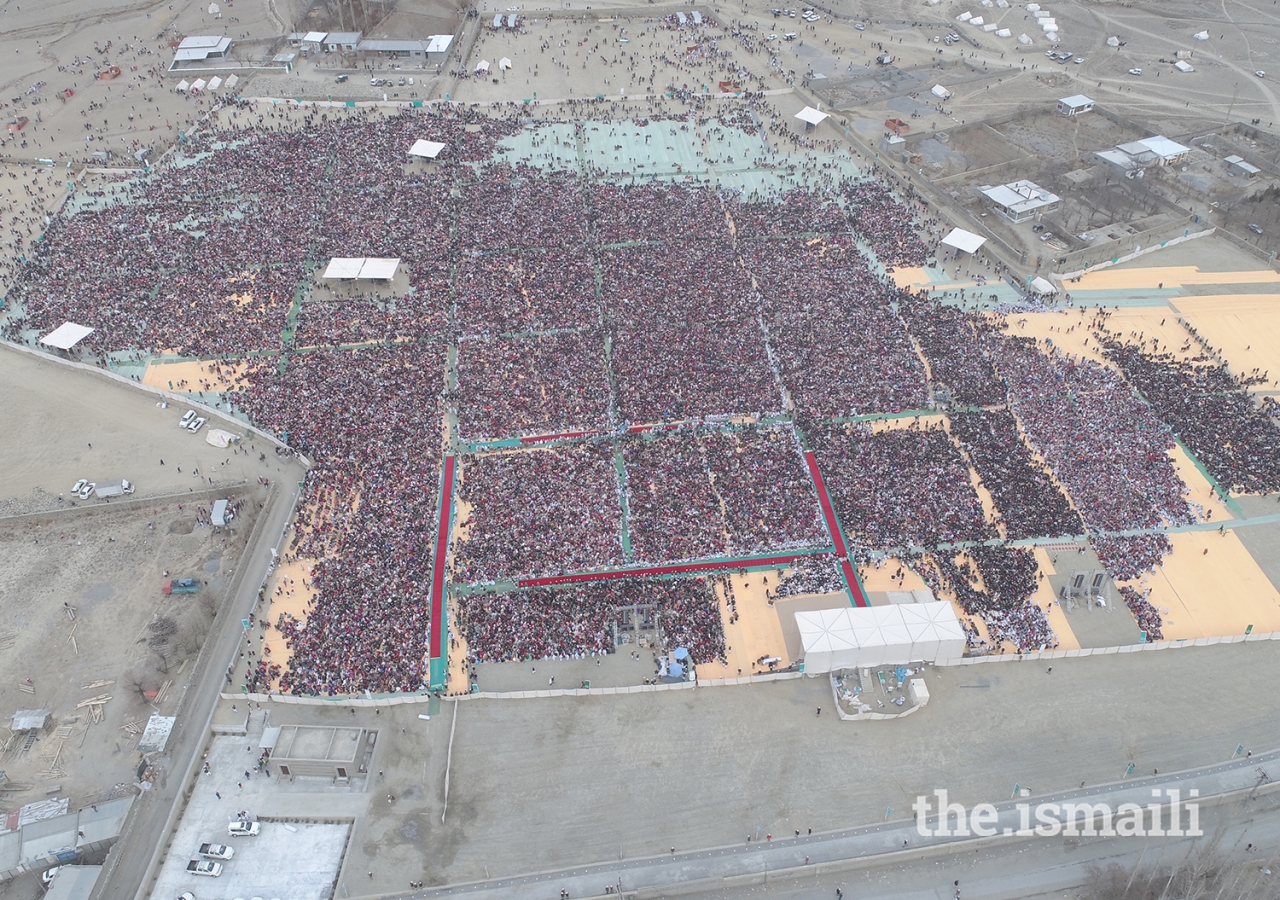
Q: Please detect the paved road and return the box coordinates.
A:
[397,749,1280,900]
[88,473,305,900]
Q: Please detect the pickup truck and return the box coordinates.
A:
[162,578,200,595]
[186,860,223,877]
[198,843,234,860]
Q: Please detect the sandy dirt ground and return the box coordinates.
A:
[0,345,281,816]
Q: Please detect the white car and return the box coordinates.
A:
[188,417,206,434]
[1128,67,1142,75]
[228,820,260,837]
[72,478,88,495]
[77,482,96,500]
[199,842,235,860]
[1256,70,1266,78]
[179,410,196,427]
[42,867,60,886]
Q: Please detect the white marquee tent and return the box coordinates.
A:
[796,601,966,673]
[409,139,446,159]
[940,227,987,254]
[39,322,94,350]
[321,257,401,280]
[794,106,829,126]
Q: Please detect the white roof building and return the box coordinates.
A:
[980,179,1061,222]
[173,35,233,62]
[1056,94,1094,116]
[1225,154,1261,176]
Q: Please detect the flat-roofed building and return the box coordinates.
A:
[979,179,1061,223]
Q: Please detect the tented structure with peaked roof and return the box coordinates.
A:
[795,601,966,673]
[794,106,829,126]
[940,227,986,254]
[40,322,94,350]
[409,139,446,158]
[321,257,401,281]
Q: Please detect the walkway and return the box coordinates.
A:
[802,450,869,607]
[428,454,457,690]
[516,550,834,589]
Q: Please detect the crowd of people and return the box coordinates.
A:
[455,329,612,441]
[923,546,1056,653]
[950,410,1084,541]
[1117,585,1164,641]
[1091,534,1172,583]
[745,236,928,419]
[13,96,1242,690]
[235,346,446,696]
[898,297,1007,407]
[702,426,827,555]
[454,443,626,583]
[457,577,727,665]
[1103,341,1280,495]
[812,424,992,551]
[986,335,1193,536]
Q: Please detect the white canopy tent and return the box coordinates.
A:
[794,608,859,673]
[1029,275,1057,294]
[940,227,987,254]
[175,80,191,92]
[322,257,402,281]
[931,84,952,99]
[475,59,490,73]
[359,257,400,280]
[409,139,446,159]
[499,57,513,71]
[794,106,829,126]
[796,601,966,673]
[224,73,239,90]
[322,257,364,279]
[190,78,207,92]
[207,75,223,91]
[39,322,94,350]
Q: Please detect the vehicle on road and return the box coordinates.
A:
[186,861,223,877]
[198,843,234,860]
[227,820,260,837]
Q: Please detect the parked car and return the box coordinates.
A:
[335,74,348,83]
[72,478,88,495]
[77,482,96,500]
[188,416,206,433]
[228,820,260,837]
[1248,223,1264,234]
[179,409,196,427]
[1128,68,1142,75]
[41,868,59,886]
[186,861,222,877]
[198,843,234,860]
[1256,70,1266,78]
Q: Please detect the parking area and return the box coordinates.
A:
[147,735,358,900]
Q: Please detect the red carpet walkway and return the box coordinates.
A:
[802,450,869,607]
[428,454,456,664]
[519,551,829,588]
